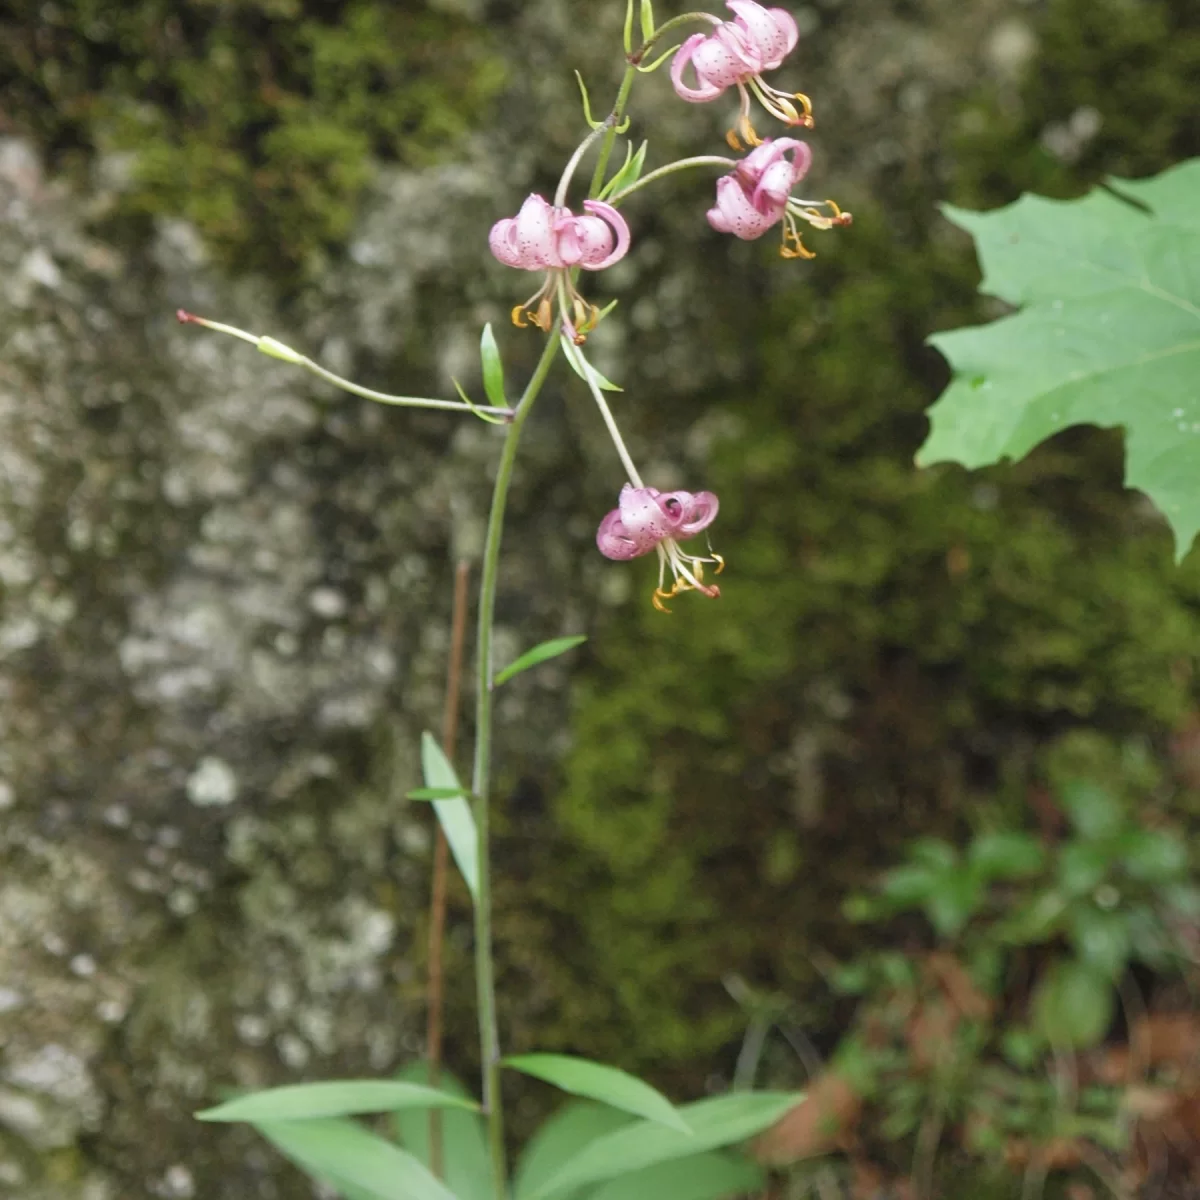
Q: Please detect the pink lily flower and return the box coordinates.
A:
[596,484,723,611]
[671,0,813,150]
[489,193,630,342]
[707,138,851,257]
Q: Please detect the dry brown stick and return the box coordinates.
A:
[427,560,471,1179]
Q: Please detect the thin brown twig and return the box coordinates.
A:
[427,559,471,1178]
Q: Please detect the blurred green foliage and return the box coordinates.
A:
[0,0,503,278]
[820,730,1196,1187]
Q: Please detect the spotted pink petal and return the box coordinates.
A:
[712,20,766,74]
[693,27,760,88]
[617,485,677,544]
[596,508,646,560]
[578,201,630,270]
[559,215,604,266]
[553,214,588,267]
[488,216,524,269]
[513,193,559,269]
[768,5,801,58]
[754,159,799,212]
[708,173,785,239]
[670,33,727,102]
[727,0,799,70]
[739,137,788,177]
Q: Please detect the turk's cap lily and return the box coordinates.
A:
[707,137,811,239]
[489,194,630,341]
[597,484,719,558]
[708,138,850,256]
[597,484,724,611]
[489,194,629,272]
[670,0,811,148]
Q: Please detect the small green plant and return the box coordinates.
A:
[809,734,1199,1191]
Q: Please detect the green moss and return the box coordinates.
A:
[0,0,504,278]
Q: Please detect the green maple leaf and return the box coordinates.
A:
[918,158,1200,560]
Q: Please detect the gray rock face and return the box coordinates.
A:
[0,129,595,1198]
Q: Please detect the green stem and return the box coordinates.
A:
[555,124,611,208]
[608,155,736,205]
[177,312,512,418]
[629,11,718,65]
[471,331,561,1198]
[576,349,645,487]
[587,65,637,199]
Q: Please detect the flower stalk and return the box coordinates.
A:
[175,311,514,420]
[608,154,737,204]
[470,330,561,1197]
[628,11,721,66]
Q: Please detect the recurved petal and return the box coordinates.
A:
[727,0,797,69]
[553,216,587,267]
[563,215,610,267]
[755,158,799,211]
[676,491,720,537]
[670,33,728,101]
[514,193,559,268]
[487,217,524,268]
[782,138,813,180]
[742,136,806,176]
[596,509,649,560]
[706,191,735,234]
[708,174,783,240]
[696,26,760,86]
[616,484,678,544]
[768,5,801,59]
[579,201,630,269]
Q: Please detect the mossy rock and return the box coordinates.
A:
[0,0,504,279]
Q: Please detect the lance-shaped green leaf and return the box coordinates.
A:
[525,1092,801,1200]
[640,0,655,41]
[494,636,587,687]
[451,377,508,425]
[560,336,623,392]
[918,158,1200,560]
[503,1053,689,1133]
[574,71,603,131]
[480,324,508,409]
[588,1151,763,1200]
[421,732,479,902]
[392,1063,494,1200]
[601,141,649,202]
[515,1102,633,1200]
[197,1080,477,1123]
[254,1117,458,1200]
